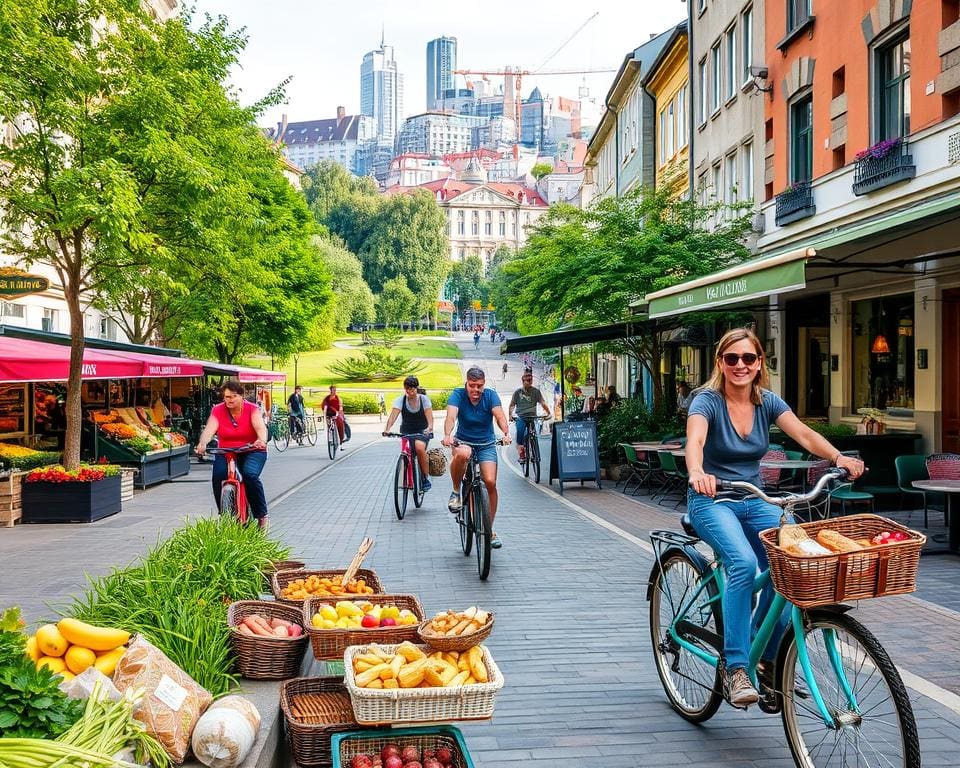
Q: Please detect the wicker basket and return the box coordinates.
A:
[280,676,366,767]
[331,725,475,768]
[759,514,925,608]
[303,594,425,660]
[272,568,385,604]
[343,643,504,725]
[417,613,495,652]
[227,600,309,679]
[262,559,305,590]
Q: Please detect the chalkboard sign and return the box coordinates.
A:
[549,420,601,494]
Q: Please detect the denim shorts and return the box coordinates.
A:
[466,443,498,464]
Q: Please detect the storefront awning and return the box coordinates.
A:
[644,248,815,320]
[97,349,206,378]
[0,337,145,382]
[500,321,646,354]
[234,367,286,383]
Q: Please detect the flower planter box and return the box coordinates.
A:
[22,474,122,524]
[0,470,27,528]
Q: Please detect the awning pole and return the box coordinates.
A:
[559,345,565,423]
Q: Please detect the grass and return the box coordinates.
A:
[337,338,462,360]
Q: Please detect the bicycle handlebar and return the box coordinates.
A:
[383,432,434,439]
[716,467,850,508]
[450,438,506,447]
[200,444,260,456]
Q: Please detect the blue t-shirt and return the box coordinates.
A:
[688,388,790,484]
[448,387,502,443]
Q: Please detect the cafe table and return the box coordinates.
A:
[911,479,960,553]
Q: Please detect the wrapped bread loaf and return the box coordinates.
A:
[779,524,832,556]
[816,529,863,553]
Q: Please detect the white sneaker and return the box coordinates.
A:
[725,668,759,708]
[448,492,462,513]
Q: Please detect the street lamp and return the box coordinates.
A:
[293,353,299,388]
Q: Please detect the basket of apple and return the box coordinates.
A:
[331,725,474,768]
[304,595,424,660]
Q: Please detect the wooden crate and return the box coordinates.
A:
[0,471,26,528]
[120,469,135,502]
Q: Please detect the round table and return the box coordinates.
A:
[760,459,821,494]
[911,479,960,552]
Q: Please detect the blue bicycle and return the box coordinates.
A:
[648,468,920,768]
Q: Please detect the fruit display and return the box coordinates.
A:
[422,607,490,638]
[310,601,419,630]
[26,618,130,679]
[348,742,457,768]
[236,613,304,638]
[280,574,375,600]
[92,407,185,454]
[350,642,488,690]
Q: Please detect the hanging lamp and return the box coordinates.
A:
[870,334,890,354]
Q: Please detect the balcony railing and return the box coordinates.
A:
[775,180,816,226]
[852,138,916,196]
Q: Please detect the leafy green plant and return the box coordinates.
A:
[0,607,83,738]
[369,328,402,348]
[428,390,451,410]
[337,393,379,414]
[596,399,682,466]
[799,420,857,438]
[329,347,425,381]
[0,452,61,472]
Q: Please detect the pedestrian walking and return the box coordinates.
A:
[378,392,387,421]
[502,361,508,380]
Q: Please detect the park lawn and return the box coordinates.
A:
[336,338,461,360]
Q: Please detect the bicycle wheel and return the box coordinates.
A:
[413,463,425,509]
[220,483,240,521]
[648,550,724,723]
[458,481,473,556]
[472,484,492,580]
[394,454,409,520]
[273,421,289,453]
[327,423,338,460]
[520,435,530,477]
[530,433,541,484]
[304,416,318,446]
[780,610,920,768]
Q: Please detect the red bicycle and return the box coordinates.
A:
[384,432,432,520]
[202,444,259,524]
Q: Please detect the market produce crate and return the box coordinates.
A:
[228,600,309,680]
[343,643,504,725]
[760,513,925,608]
[0,471,26,527]
[280,676,367,767]
[331,725,475,768]
[272,569,384,604]
[303,594,424,660]
[262,559,305,591]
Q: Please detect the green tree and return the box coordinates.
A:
[505,184,753,410]
[445,255,488,317]
[303,160,379,224]
[316,236,376,332]
[530,162,553,180]
[377,276,416,329]
[487,245,518,330]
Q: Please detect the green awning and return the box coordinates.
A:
[645,249,813,319]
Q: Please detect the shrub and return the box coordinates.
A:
[329,347,425,381]
[798,420,857,439]
[338,392,379,414]
[596,398,683,466]
[428,390,451,410]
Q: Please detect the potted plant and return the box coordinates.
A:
[21,463,122,523]
[855,137,901,162]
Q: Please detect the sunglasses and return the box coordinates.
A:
[719,352,760,366]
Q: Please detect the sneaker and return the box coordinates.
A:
[517,447,526,463]
[422,478,432,492]
[724,668,759,708]
[448,492,462,513]
[490,532,502,549]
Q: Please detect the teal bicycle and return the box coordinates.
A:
[648,468,920,768]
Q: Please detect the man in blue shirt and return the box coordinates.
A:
[442,367,511,548]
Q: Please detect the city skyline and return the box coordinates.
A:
[189,1,685,127]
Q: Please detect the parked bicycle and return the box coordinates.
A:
[384,432,432,520]
[451,438,504,581]
[326,414,340,460]
[512,416,546,484]
[201,444,259,524]
[648,467,920,768]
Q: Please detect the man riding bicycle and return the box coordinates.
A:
[473,331,480,349]
[442,367,511,548]
[287,385,306,438]
[197,379,269,528]
[383,375,435,492]
[508,371,550,463]
[321,385,347,447]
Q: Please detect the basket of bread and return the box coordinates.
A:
[417,607,494,652]
[760,513,925,608]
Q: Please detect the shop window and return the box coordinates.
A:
[851,294,915,414]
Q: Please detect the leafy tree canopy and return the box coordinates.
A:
[316,236,375,332]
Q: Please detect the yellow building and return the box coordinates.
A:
[643,23,689,198]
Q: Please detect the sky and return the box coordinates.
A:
[188,0,687,130]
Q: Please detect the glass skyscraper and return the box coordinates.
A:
[426,36,457,111]
[360,41,404,143]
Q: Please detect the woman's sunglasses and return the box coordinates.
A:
[719,352,760,366]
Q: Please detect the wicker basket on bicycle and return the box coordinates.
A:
[272,569,385,605]
[227,600,309,679]
[759,513,925,608]
[303,594,424,660]
[427,448,447,477]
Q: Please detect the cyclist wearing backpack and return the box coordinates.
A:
[382,376,435,491]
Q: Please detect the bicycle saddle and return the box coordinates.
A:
[680,513,697,538]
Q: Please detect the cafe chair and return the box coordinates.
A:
[807,457,874,518]
[617,444,651,496]
[759,448,788,490]
[653,450,687,508]
[925,453,960,481]
[895,455,939,529]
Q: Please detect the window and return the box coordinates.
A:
[698,0,706,12]
[697,59,708,124]
[742,141,754,202]
[99,317,116,341]
[788,0,812,32]
[790,95,813,182]
[667,100,675,159]
[742,7,754,84]
[42,308,57,333]
[0,301,24,319]
[851,294,914,413]
[877,32,911,140]
[677,87,687,148]
[711,43,722,112]
[457,210,465,235]
[725,26,737,100]
[484,211,492,236]
[711,163,721,200]
[659,110,667,164]
[471,211,479,235]
[725,152,739,209]
[499,211,506,236]
[697,172,708,205]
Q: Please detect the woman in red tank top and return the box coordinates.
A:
[197,380,270,527]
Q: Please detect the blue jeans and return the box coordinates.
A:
[515,417,534,447]
[213,450,268,520]
[687,489,790,671]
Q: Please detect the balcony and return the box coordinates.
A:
[852,138,916,196]
[775,181,816,226]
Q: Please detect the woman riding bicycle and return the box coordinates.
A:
[382,375,435,492]
[197,379,270,529]
[685,328,864,707]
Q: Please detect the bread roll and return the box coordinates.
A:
[779,524,811,549]
[816,530,863,554]
[785,539,833,557]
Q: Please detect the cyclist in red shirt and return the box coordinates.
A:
[321,385,347,445]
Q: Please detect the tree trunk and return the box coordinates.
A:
[63,271,85,472]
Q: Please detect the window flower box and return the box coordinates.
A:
[852,138,915,195]
[775,180,816,226]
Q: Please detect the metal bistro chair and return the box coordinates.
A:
[808,455,875,518]
[926,453,960,480]
[617,444,651,496]
[653,450,687,508]
[895,454,939,529]
[759,448,788,490]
